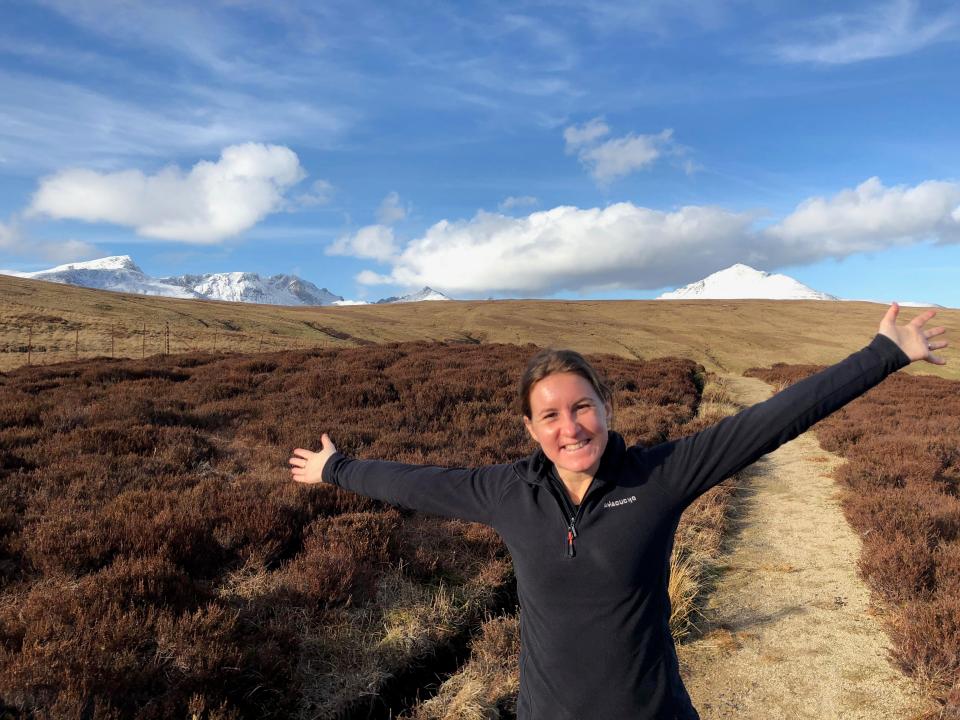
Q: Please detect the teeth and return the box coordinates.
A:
[564,440,588,451]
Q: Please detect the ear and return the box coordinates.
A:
[604,401,613,425]
[523,415,538,443]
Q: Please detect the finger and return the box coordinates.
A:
[291,448,315,459]
[288,457,307,468]
[321,433,336,450]
[882,302,900,326]
[909,309,937,327]
[924,326,947,339]
[928,340,949,351]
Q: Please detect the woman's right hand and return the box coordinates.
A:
[289,433,338,485]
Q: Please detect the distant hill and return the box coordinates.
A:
[2,270,956,380]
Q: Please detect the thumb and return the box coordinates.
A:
[881,302,899,328]
[321,432,336,452]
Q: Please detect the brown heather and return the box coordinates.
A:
[745,363,960,714]
[0,341,719,718]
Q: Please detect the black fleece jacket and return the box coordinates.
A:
[322,334,910,719]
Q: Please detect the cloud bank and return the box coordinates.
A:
[332,177,960,296]
[28,143,306,243]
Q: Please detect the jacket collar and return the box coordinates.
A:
[522,430,627,488]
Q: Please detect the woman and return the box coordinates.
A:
[289,303,947,720]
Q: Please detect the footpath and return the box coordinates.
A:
[679,375,934,720]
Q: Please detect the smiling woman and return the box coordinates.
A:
[288,303,948,720]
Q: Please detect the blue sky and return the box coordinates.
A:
[1,0,959,305]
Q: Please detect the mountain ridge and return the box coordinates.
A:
[2,255,451,306]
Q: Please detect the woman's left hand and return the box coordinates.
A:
[878,302,949,365]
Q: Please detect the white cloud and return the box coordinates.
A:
[563,118,610,150]
[295,179,335,208]
[775,0,958,64]
[580,129,675,184]
[353,204,757,295]
[376,191,408,225]
[337,177,960,297]
[327,225,399,262]
[40,239,100,263]
[499,195,539,211]
[356,269,393,285]
[564,118,678,183]
[0,220,17,250]
[0,216,100,263]
[766,177,960,261]
[28,143,306,243]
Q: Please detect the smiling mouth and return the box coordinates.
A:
[563,439,590,452]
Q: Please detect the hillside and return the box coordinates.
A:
[2,273,956,379]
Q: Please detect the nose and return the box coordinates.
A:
[559,410,580,437]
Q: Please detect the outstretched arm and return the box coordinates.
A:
[288,436,509,526]
[644,303,948,510]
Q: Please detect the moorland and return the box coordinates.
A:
[1,274,958,718]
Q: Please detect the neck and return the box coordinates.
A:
[556,468,595,505]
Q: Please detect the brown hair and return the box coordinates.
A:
[519,349,613,419]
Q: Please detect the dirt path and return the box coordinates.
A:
[679,375,934,720]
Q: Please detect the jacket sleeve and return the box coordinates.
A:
[641,333,911,510]
[321,454,510,526]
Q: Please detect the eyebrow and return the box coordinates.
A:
[537,397,595,415]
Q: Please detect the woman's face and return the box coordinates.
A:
[523,371,611,482]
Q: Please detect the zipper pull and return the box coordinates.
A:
[567,527,576,557]
[569,517,578,538]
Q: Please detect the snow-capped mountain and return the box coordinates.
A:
[375,287,452,304]
[657,264,836,301]
[8,256,197,299]
[3,255,456,306]
[158,271,343,305]
[7,255,345,306]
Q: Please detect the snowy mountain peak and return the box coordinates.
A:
[657,264,836,301]
[41,255,143,274]
[375,286,452,304]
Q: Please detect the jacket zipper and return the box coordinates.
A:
[549,472,596,559]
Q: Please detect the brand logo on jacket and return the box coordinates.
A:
[603,495,637,509]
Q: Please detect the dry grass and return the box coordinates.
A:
[0,340,708,718]
[3,273,957,379]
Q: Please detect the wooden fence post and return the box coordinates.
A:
[165,322,170,356]
[111,323,115,358]
[213,331,218,353]
[28,325,33,366]
[75,327,79,360]
[142,322,146,359]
